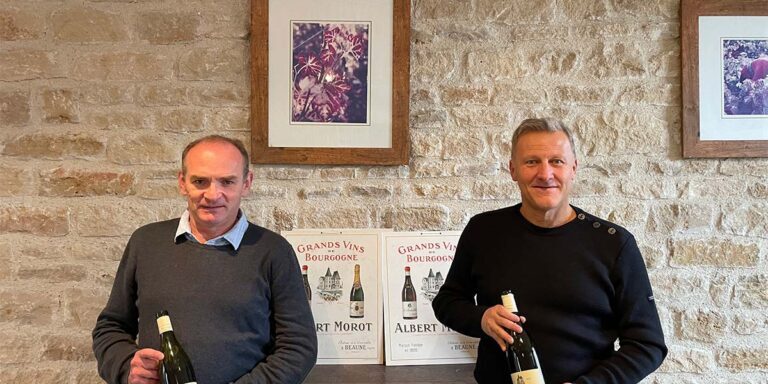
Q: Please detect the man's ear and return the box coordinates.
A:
[509,159,517,182]
[242,171,254,194]
[178,171,188,196]
[572,158,578,181]
[509,159,518,181]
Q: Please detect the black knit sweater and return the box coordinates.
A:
[432,204,666,384]
[92,219,317,384]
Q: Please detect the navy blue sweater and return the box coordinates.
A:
[92,219,317,384]
[432,204,666,384]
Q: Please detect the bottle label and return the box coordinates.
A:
[350,301,364,317]
[156,315,173,333]
[511,368,545,384]
[402,301,417,317]
[502,293,519,313]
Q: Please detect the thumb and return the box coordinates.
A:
[137,348,165,361]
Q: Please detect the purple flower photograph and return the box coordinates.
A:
[722,39,768,116]
[291,22,370,124]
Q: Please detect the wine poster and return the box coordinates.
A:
[381,231,479,365]
[283,229,384,365]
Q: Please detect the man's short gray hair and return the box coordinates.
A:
[510,118,577,160]
[181,135,250,178]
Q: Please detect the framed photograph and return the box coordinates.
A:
[251,0,410,165]
[681,0,768,158]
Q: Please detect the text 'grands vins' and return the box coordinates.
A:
[397,242,457,263]
[298,241,366,262]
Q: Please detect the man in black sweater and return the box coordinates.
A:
[432,118,666,384]
[92,136,317,383]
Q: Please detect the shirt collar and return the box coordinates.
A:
[174,210,249,250]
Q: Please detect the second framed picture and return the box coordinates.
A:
[681,0,768,158]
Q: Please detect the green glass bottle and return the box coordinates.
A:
[156,310,197,384]
[349,264,364,318]
[501,291,545,384]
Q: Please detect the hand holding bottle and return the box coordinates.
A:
[128,348,164,384]
[480,305,526,351]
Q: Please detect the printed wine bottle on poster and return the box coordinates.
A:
[349,264,364,318]
[302,265,311,302]
[402,266,417,319]
[501,291,545,384]
[156,310,197,384]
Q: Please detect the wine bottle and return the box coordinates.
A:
[156,310,197,384]
[501,291,545,384]
[349,264,364,318]
[302,265,311,302]
[402,266,417,319]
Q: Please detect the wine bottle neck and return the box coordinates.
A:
[353,264,361,284]
[160,330,178,339]
[501,292,519,313]
[157,315,174,334]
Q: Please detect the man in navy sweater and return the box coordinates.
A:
[93,135,317,384]
[432,118,666,384]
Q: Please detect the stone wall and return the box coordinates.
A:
[0,0,766,382]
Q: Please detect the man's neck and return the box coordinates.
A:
[189,219,237,243]
[519,204,576,228]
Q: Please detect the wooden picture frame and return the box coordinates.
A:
[681,0,768,158]
[250,0,410,165]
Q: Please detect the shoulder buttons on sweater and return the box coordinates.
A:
[608,227,616,235]
[592,222,601,228]
[577,213,586,220]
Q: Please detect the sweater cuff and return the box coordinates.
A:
[471,305,490,337]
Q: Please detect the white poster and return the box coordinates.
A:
[283,229,384,364]
[382,231,479,365]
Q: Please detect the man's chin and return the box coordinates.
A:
[530,199,564,211]
[193,212,224,224]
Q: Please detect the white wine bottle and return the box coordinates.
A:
[156,310,197,384]
[349,264,364,318]
[402,266,417,319]
[302,265,311,302]
[501,291,545,384]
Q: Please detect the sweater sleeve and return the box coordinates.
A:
[233,240,318,384]
[573,235,667,384]
[432,218,488,338]
[92,240,140,384]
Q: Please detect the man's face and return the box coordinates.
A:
[509,131,577,219]
[178,141,252,237]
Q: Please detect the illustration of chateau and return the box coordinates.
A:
[421,268,444,301]
[317,267,343,301]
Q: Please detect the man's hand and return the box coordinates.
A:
[481,305,525,352]
[128,348,164,384]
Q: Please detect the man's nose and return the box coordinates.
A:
[535,163,553,179]
[203,183,220,199]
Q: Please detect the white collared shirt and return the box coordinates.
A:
[174,210,249,250]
